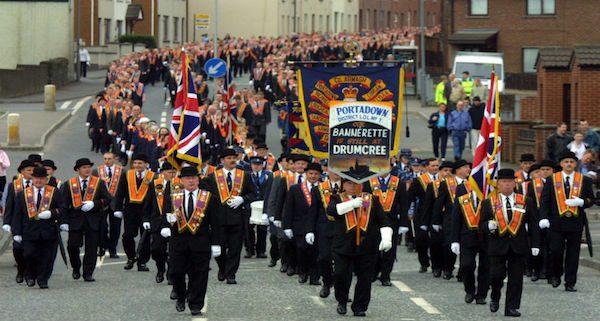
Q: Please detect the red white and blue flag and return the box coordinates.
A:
[167,50,202,169]
[469,72,501,198]
[223,54,238,143]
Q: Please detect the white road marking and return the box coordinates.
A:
[59,100,72,110]
[410,297,441,314]
[72,96,93,115]
[392,280,413,292]
[191,318,207,321]
[99,261,127,266]
[202,297,208,313]
[310,296,326,307]
[160,111,167,127]
[95,254,106,267]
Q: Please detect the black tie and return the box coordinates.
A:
[333,183,339,194]
[433,175,437,180]
[565,176,571,197]
[187,192,194,220]
[227,172,233,191]
[82,179,88,198]
[505,197,513,222]
[254,173,260,184]
[107,167,112,179]
[25,180,31,188]
[297,174,303,184]
[36,189,42,210]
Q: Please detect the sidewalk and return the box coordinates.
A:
[0,111,72,150]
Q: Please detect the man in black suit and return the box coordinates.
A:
[62,158,111,282]
[283,162,322,285]
[203,148,255,284]
[538,151,595,292]
[479,168,540,317]
[247,90,271,142]
[11,166,66,289]
[328,179,392,317]
[160,166,223,316]
[93,152,123,258]
[244,156,273,259]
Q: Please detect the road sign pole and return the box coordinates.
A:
[213,0,218,57]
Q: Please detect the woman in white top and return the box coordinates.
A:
[567,131,588,160]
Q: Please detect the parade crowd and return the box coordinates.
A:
[1,27,596,319]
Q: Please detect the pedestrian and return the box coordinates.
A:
[480,168,540,317]
[429,103,449,159]
[578,150,598,180]
[448,79,465,111]
[566,131,588,160]
[468,96,485,155]
[471,78,489,103]
[93,152,123,258]
[435,76,448,105]
[79,45,91,78]
[244,156,272,259]
[460,71,473,98]
[578,119,600,152]
[545,123,573,163]
[447,101,472,160]
[0,148,10,192]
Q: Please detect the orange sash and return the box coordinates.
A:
[215,169,245,204]
[300,183,313,207]
[458,183,481,230]
[369,176,399,212]
[515,170,526,184]
[445,177,459,202]
[433,179,443,198]
[341,193,373,246]
[250,100,265,115]
[99,165,122,196]
[68,176,99,208]
[417,173,433,191]
[153,176,166,215]
[553,172,583,218]
[25,186,55,220]
[285,172,296,190]
[126,170,154,203]
[491,194,526,237]
[532,178,544,208]
[201,165,215,179]
[172,189,211,234]
[13,177,24,194]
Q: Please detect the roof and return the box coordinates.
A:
[573,45,600,67]
[126,4,144,20]
[535,47,573,69]
[448,29,498,45]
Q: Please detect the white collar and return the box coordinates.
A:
[562,171,574,181]
[455,176,465,184]
[501,193,515,202]
[379,174,391,182]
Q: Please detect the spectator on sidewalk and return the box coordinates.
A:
[545,122,573,163]
[435,76,448,105]
[444,74,455,108]
[460,71,473,98]
[578,119,600,152]
[470,78,489,103]
[578,150,598,181]
[447,101,472,160]
[468,97,485,154]
[448,79,465,112]
[428,103,449,159]
[567,131,588,160]
[79,45,91,78]
[0,148,9,192]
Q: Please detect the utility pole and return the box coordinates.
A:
[419,0,426,104]
[76,0,81,81]
[293,0,297,33]
[213,0,218,55]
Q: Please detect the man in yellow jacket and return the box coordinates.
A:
[435,76,448,105]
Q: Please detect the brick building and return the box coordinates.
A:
[359,0,441,31]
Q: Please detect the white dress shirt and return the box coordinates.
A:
[33,186,45,207]
[561,171,575,196]
[501,193,515,222]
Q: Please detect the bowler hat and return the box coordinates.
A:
[520,153,536,162]
[256,142,268,150]
[18,160,36,172]
[43,160,57,170]
[220,148,238,159]
[439,161,454,170]
[453,159,472,170]
[320,159,329,167]
[161,162,174,171]
[305,163,323,173]
[31,167,48,178]
[73,158,94,171]
[27,154,43,164]
[131,153,149,163]
[292,154,310,163]
[558,151,578,162]
[179,166,199,178]
[528,163,541,174]
[497,168,516,180]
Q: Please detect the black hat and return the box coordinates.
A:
[278,152,289,163]
[439,161,454,170]
[305,162,323,173]
[558,151,578,162]
[519,153,536,162]
[233,146,245,154]
[320,159,328,167]
[497,168,516,180]
[43,159,57,170]
[528,163,541,174]
[27,154,43,164]
[453,159,472,170]
[256,142,268,150]
[73,158,94,171]
[539,159,557,169]
[292,154,310,163]
[131,153,149,163]
[31,166,48,178]
[400,148,412,157]
[249,156,265,164]
[220,148,238,159]
[18,159,36,172]
[179,166,199,178]
[410,157,421,165]
[161,162,175,171]
[246,132,256,139]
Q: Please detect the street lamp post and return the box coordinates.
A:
[76,0,81,81]
[419,0,426,104]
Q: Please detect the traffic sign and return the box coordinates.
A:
[204,58,227,78]
[195,13,209,31]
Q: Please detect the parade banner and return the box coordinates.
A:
[285,101,310,154]
[328,100,392,183]
[297,66,404,159]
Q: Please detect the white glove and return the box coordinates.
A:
[432,224,442,232]
[201,132,207,139]
[108,129,114,136]
[211,245,221,258]
[531,248,540,256]
[38,210,52,220]
[143,222,151,230]
[160,227,171,238]
[336,198,362,215]
[488,221,498,232]
[205,139,210,144]
[126,150,133,158]
[398,227,410,235]
[539,219,550,230]
[269,216,275,223]
[261,214,269,225]
[249,80,253,85]
[451,242,460,255]
[378,227,393,252]
[120,145,126,153]
[13,235,22,243]
[273,220,282,228]
[85,122,90,127]
[565,197,585,207]
[2,224,11,233]
[351,197,364,208]
[419,225,427,231]
[166,213,177,224]
[284,229,293,239]
[227,196,244,209]
[60,224,69,232]
[81,200,94,212]
[305,232,315,245]
[116,137,122,144]
[114,211,123,219]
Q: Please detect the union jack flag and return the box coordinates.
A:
[469,72,501,199]
[223,54,238,143]
[166,50,202,169]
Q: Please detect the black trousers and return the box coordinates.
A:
[490,249,525,312]
[334,252,377,313]
[12,241,26,276]
[99,210,121,255]
[317,223,334,287]
[80,61,88,77]
[429,230,444,271]
[431,127,449,158]
[415,227,430,268]
[295,236,318,280]
[245,224,267,255]
[151,233,169,272]
[169,248,210,310]
[533,229,551,276]
[24,238,58,285]
[460,245,489,299]
[67,221,100,278]
[549,230,582,286]
[122,207,151,263]
[375,227,399,281]
[251,124,267,142]
[215,224,243,279]
[268,222,280,262]
[278,235,297,269]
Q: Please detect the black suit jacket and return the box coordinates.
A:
[203,169,255,226]
[432,179,461,235]
[3,181,21,227]
[283,183,318,235]
[408,177,429,227]
[450,184,486,248]
[421,181,439,228]
[363,180,409,229]
[12,186,65,241]
[114,170,156,212]
[61,176,111,231]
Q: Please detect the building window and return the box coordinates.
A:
[104,19,111,43]
[116,20,123,38]
[181,18,185,42]
[173,17,179,42]
[523,48,539,73]
[163,16,169,41]
[470,0,488,16]
[527,0,555,15]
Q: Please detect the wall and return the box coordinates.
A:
[0,58,70,98]
[156,0,187,47]
[359,0,441,30]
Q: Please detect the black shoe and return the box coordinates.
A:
[286,266,296,276]
[298,274,308,284]
[505,309,521,317]
[465,293,475,304]
[16,273,24,284]
[226,278,237,284]
[218,271,225,281]
[156,271,165,283]
[353,311,367,317]
[244,251,254,258]
[337,303,347,315]
[490,301,499,313]
[176,301,185,312]
[524,269,532,277]
[268,260,277,267]
[419,266,428,273]
[38,283,48,289]
[565,285,577,292]
[531,273,539,282]
[190,309,202,316]
[539,272,547,280]
[551,278,561,288]
[83,276,95,282]
[456,274,463,282]
[256,253,268,258]
[124,259,136,270]
[442,272,454,280]
[137,264,150,272]
[170,289,178,300]
[27,279,36,287]
[280,264,288,273]
[319,286,331,298]
[475,297,487,305]
[381,279,392,287]
[109,253,120,259]
[97,248,106,257]
[310,279,322,286]
[72,271,81,280]
[432,269,442,278]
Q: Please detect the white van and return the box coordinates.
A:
[452,51,505,92]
